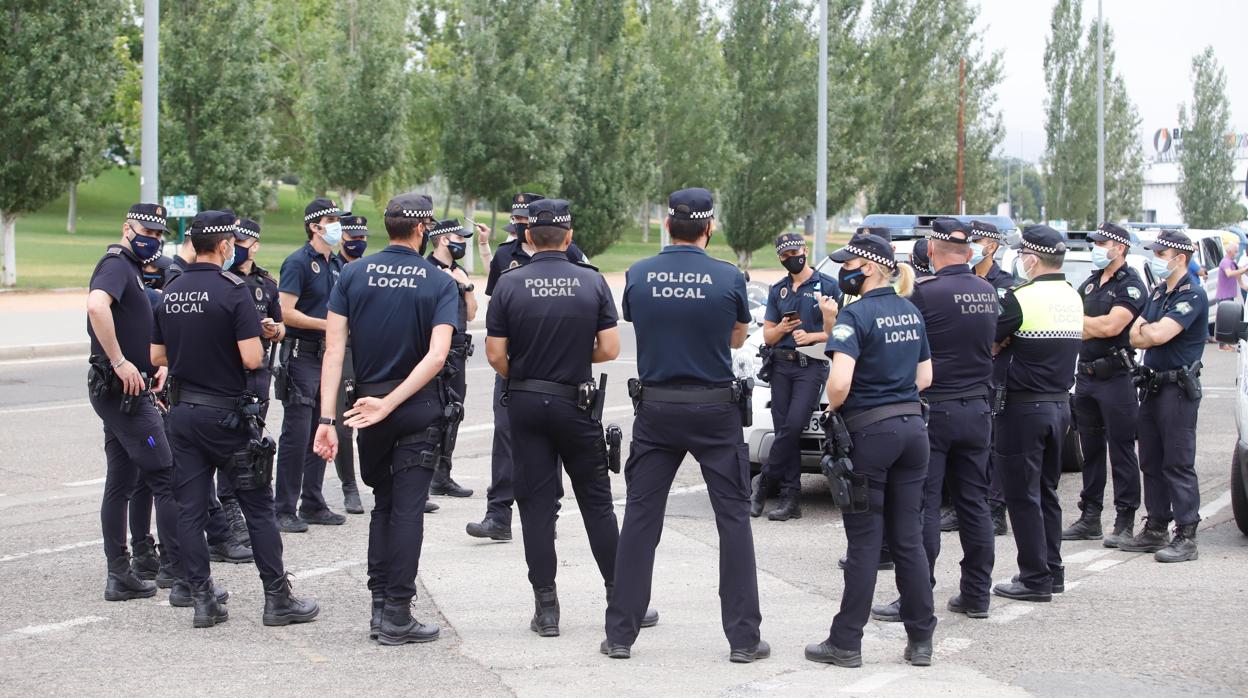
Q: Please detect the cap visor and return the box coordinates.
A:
[828,247,856,263]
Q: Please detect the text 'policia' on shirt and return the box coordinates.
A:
[362,261,428,288]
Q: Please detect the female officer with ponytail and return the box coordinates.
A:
[804,232,936,669]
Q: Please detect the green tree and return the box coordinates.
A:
[1042,0,1081,221]
[161,0,275,217]
[0,0,122,285]
[721,0,815,267]
[995,157,1045,222]
[1178,47,1241,229]
[267,0,337,184]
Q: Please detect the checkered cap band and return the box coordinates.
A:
[512,201,528,211]
[1020,238,1060,254]
[970,221,1004,240]
[1096,224,1131,246]
[303,206,342,222]
[928,228,968,242]
[237,227,259,240]
[195,224,237,235]
[912,262,931,274]
[342,224,368,232]
[842,244,896,270]
[776,238,805,253]
[128,212,168,227]
[668,208,714,219]
[1153,236,1195,253]
[430,223,463,236]
[391,209,434,219]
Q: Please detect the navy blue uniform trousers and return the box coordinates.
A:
[1138,383,1201,525]
[485,374,514,524]
[507,392,617,589]
[762,358,827,492]
[1073,372,1142,513]
[333,345,357,487]
[167,403,285,588]
[924,397,994,607]
[132,413,234,547]
[275,350,329,516]
[830,414,935,651]
[357,394,441,603]
[606,397,762,650]
[996,400,1067,591]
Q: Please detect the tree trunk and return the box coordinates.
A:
[266,180,281,212]
[641,200,649,243]
[67,182,78,234]
[736,248,752,270]
[442,191,452,219]
[2,211,17,287]
[340,189,357,212]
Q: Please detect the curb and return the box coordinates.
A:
[0,342,90,362]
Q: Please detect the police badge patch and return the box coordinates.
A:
[1085,284,1094,294]
[1127,287,1141,300]
[831,324,854,341]
[255,287,263,301]
[508,260,519,269]
[1175,301,1193,316]
[780,287,789,299]
[311,260,321,274]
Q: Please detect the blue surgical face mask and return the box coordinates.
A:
[321,221,343,246]
[1091,245,1112,269]
[342,239,368,259]
[232,243,250,270]
[1150,256,1174,280]
[128,230,162,261]
[222,243,238,271]
[969,242,985,267]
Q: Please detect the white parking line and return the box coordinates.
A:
[0,355,89,367]
[1085,558,1125,572]
[988,604,1035,624]
[842,672,904,694]
[1199,490,1232,521]
[294,560,365,579]
[11,615,106,636]
[0,539,100,564]
[0,400,91,416]
[63,477,106,487]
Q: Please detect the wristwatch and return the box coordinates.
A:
[317,417,336,426]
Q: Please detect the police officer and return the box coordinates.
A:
[804,232,935,668]
[154,211,319,628]
[331,212,370,515]
[991,225,1083,602]
[604,188,764,663]
[970,219,1014,536]
[87,203,185,602]
[427,218,477,498]
[163,225,198,286]
[469,193,573,541]
[1120,230,1208,563]
[1062,222,1146,546]
[275,198,348,532]
[909,238,933,278]
[312,193,457,644]
[750,233,840,522]
[873,218,997,622]
[485,198,622,638]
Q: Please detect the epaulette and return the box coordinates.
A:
[1113,267,1129,281]
[220,270,245,286]
[107,247,122,256]
[574,259,600,272]
[253,265,276,282]
[914,275,938,285]
[1007,278,1036,293]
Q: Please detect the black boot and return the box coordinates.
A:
[369,593,385,640]
[766,488,802,521]
[104,555,157,602]
[530,585,560,637]
[1061,503,1103,540]
[209,539,254,564]
[130,535,160,581]
[191,580,229,628]
[342,481,365,515]
[377,599,440,645]
[904,638,933,666]
[425,499,440,514]
[222,497,250,547]
[837,555,894,571]
[991,504,1009,536]
[730,639,771,663]
[1118,516,1171,553]
[1102,509,1136,548]
[262,573,320,626]
[154,544,176,589]
[871,599,901,622]
[939,506,959,532]
[466,518,512,541]
[170,578,229,607]
[804,641,862,667]
[1155,522,1198,563]
[430,461,473,498]
[749,474,769,518]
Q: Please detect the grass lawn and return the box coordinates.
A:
[7,168,839,288]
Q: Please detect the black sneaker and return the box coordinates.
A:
[209,541,254,564]
[729,640,770,663]
[277,512,309,533]
[466,518,512,541]
[904,638,933,666]
[992,581,1051,602]
[299,508,347,526]
[947,594,989,618]
[600,638,631,659]
[939,506,959,532]
[870,599,901,622]
[804,641,861,667]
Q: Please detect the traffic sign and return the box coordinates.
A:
[162,194,199,219]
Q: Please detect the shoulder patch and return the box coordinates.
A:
[831,324,855,342]
[500,262,520,274]
[997,287,1007,299]
[1127,286,1141,300]
[1174,301,1193,316]
[107,247,122,256]
[220,270,244,286]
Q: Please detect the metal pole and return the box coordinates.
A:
[140,0,159,204]
[814,0,828,261]
[1006,158,1012,219]
[1096,0,1105,224]
[956,58,965,214]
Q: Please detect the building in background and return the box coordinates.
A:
[1141,126,1248,224]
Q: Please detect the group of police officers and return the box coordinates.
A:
[84,185,1207,663]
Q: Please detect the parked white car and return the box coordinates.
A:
[1213,301,1248,535]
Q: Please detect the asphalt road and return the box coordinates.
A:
[0,329,1245,697]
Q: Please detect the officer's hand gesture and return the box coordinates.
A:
[152,365,169,394]
[115,358,144,396]
[779,316,802,333]
[819,295,839,321]
[792,329,810,345]
[474,223,491,246]
[261,317,280,340]
[313,423,338,461]
[344,396,393,429]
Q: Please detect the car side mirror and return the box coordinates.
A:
[1214,299,1248,344]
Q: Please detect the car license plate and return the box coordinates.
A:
[804,412,823,434]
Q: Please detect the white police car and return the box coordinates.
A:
[1213,301,1248,535]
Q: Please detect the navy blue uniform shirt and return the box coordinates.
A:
[623,245,751,384]
[487,251,617,385]
[824,286,930,412]
[163,254,191,287]
[154,264,262,397]
[88,245,156,375]
[1140,277,1209,370]
[485,239,588,296]
[909,264,998,395]
[763,271,842,350]
[429,255,469,333]
[327,245,459,385]
[981,261,1016,299]
[1078,266,1148,360]
[278,243,343,341]
[244,265,283,350]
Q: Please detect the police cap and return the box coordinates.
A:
[236,218,261,241]
[1145,229,1197,254]
[510,192,545,218]
[341,214,369,236]
[667,188,715,221]
[1014,224,1067,254]
[126,203,170,233]
[929,217,970,243]
[528,199,573,230]
[775,232,805,255]
[911,238,931,270]
[969,219,1003,241]
[830,232,897,270]
[187,210,237,236]
[855,225,892,242]
[429,218,472,239]
[384,192,435,222]
[303,197,342,223]
[1090,221,1131,246]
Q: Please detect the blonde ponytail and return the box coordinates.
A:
[892,262,915,297]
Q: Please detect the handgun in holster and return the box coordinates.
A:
[626,378,643,414]
[1178,360,1203,401]
[756,345,774,383]
[819,411,869,514]
[227,394,275,490]
[272,342,291,403]
[604,424,623,474]
[344,379,357,409]
[87,356,116,398]
[118,373,151,416]
[438,376,465,464]
[577,374,605,414]
[732,377,754,428]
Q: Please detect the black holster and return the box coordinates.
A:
[1178,361,1203,401]
[604,424,623,474]
[273,342,291,403]
[756,345,774,383]
[627,378,643,414]
[227,436,276,490]
[819,411,868,513]
[732,378,754,428]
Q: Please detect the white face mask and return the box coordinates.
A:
[1018,255,1037,281]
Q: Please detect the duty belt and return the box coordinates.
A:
[1077,352,1129,377]
[844,402,923,432]
[772,348,807,363]
[1005,391,1068,405]
[452,332,472,347]
[921,385,990,403]
[171,388,241,410]
[356,379,439,400]
[635,383,736,405]
[506,378,579,400]
[289,338,325,359]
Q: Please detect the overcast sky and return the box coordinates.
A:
[973,0,1247,162]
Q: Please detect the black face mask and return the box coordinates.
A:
[142,271,164,290]
[514,222,529,245]
[447,241,467,260]
[838,266,866,296]
[781,254,807,275]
